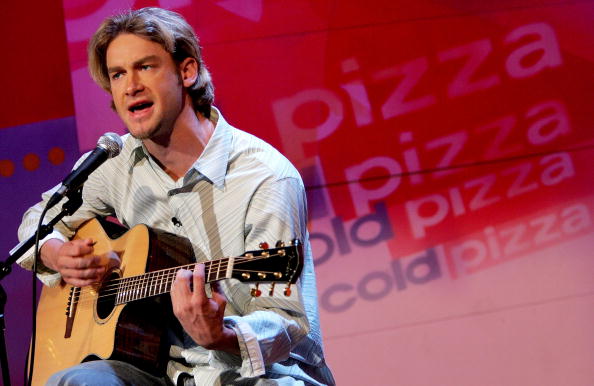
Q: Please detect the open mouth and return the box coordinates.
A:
[128,101,154,113]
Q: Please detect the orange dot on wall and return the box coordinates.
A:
[48,147,65,165]
[23,153,41,171]
[0,160,15,177]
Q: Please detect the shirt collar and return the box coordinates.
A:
[188,107,230,189]
[128,106,231,190]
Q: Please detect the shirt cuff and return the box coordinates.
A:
[16,230,67,287]
[209,316,265,378]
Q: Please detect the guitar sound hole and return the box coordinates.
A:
[96,271,120,320]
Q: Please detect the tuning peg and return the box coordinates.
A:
[284,284,292,297]
[259,242,269,250]
[275,241,285,248]
[269,282,276,296]
[250,283,262,297]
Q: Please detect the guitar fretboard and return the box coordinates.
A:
[114,257,234,304]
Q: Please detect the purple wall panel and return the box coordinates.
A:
[0,117,79,384]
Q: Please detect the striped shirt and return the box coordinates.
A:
[17,108,335,385]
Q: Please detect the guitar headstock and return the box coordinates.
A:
[231,240,303,297]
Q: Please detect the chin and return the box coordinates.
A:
[126,121,154,139]
[130,132,149,140]
[128,128,152,140]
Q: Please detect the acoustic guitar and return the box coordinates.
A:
[29,218,303,385]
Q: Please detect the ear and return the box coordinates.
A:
[179,57,198,88]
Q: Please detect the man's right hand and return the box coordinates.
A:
[40,238,117,287]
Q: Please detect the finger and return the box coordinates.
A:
[63,239,95,257]
[192,264,207,303]
[171,269,193,317]
[82,238,95,247]
[210,281,227,307]
[64,277,97,287]
[62,270,102,287]
[172,269,193,297]
[57,255,102,270]
[60,266,105,280]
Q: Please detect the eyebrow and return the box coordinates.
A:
[107,55,161,73]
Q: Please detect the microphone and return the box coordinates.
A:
[46,133,123,210]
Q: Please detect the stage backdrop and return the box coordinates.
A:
[1,1,594,385]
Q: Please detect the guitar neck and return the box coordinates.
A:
[114,257,234,305]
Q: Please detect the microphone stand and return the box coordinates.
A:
[0,189,83,386]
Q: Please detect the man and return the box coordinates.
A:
[17,7,334,385]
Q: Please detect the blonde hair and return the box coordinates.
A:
[88,7,214,117]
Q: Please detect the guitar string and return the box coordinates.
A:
[94,266,283,300]
[73,266,290,307]
[92,268,285,305]
[93,266,286,301]
[70,253,292,305]
[73,256,258,300]
[98,254,278,291]
[85,254,272,293]
[72,251,292,303]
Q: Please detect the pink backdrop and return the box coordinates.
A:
[1,1,594,385]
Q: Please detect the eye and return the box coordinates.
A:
[111,72,123,80]
[141,64,152,71]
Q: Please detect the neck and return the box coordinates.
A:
[144,102,215,181]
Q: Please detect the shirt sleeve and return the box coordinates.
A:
[209,176,314,377]
[16,152,115,286]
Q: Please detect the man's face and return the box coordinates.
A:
[106,33,184,140]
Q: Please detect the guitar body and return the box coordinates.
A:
[29,218,303,385]
[31,218,194,385]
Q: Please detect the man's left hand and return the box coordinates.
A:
[171,264,240,354]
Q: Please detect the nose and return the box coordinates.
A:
[125,72,144,96]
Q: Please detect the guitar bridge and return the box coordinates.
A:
[64,286,80,339]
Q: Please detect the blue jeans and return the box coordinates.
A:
[46,359,310,385]
[46,360,171,385]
